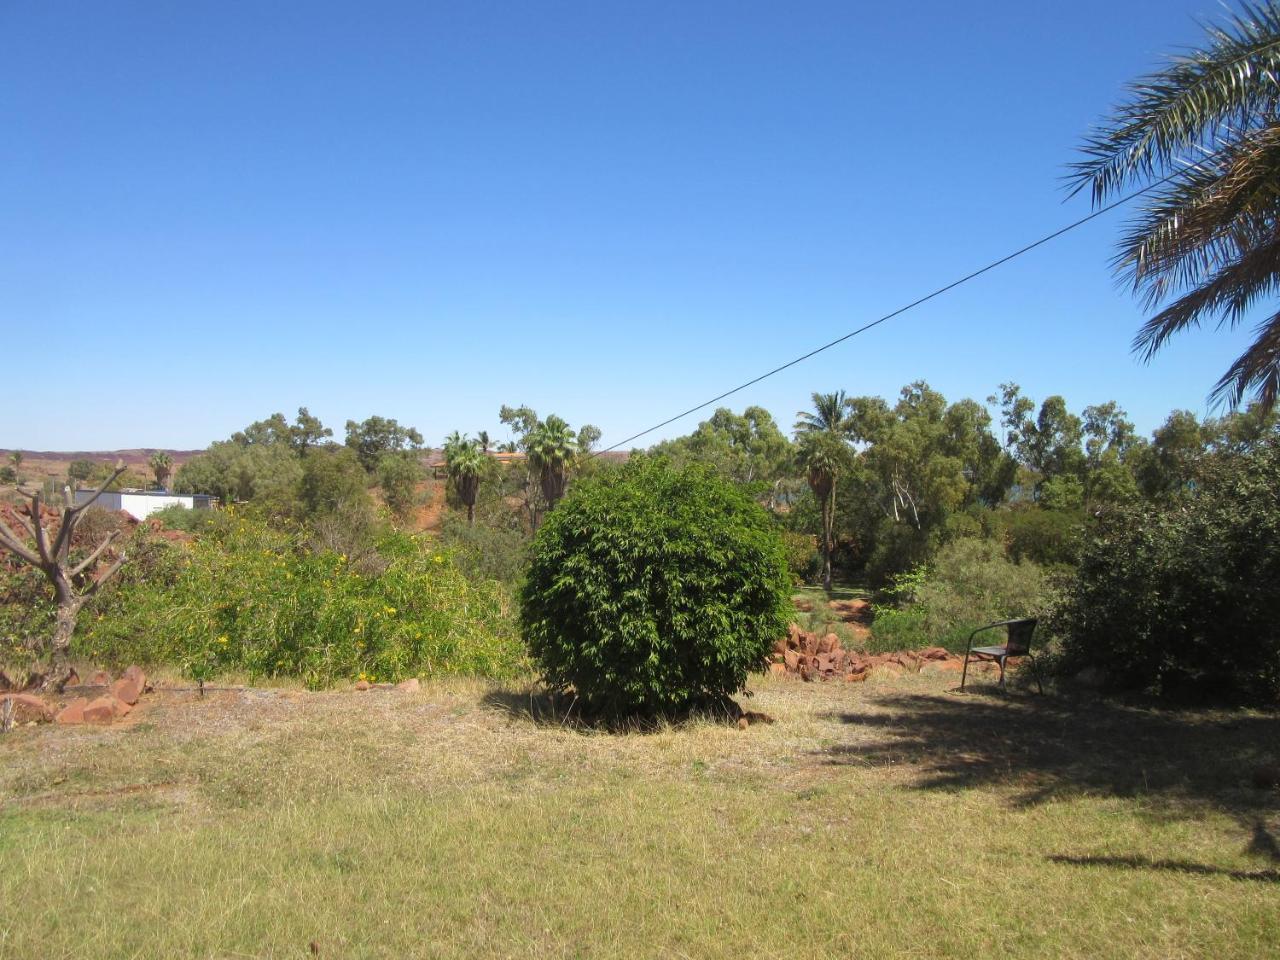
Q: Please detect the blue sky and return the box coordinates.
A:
[0,0,1259,450]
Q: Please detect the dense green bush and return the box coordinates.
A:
[870,538,1052,653]
[439,511,530,588]
[778,529,819,585]
[519,457,791,718]
[149,503,218,534]
[1052,439,1280,702]
[79,511,521,688]
[996,506,1085,567]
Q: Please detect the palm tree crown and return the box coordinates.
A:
[1072,1,1280,410]
[525,415,578,509]
[795,391,854,436]
[443,432,485,525]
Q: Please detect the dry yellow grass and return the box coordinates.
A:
[1,671,1277,959]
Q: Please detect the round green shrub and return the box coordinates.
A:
[519,456,791,718]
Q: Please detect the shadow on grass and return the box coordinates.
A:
[480,686,752,734]
[820,691,1280,819]
[793,583,870,603]
[1047,854,1280,883]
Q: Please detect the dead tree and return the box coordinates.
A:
[0,461,128,691]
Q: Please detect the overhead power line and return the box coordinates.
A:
[594,152,1226,455]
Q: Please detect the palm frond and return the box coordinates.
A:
[1070,1,1280,201]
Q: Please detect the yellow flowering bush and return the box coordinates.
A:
[80,516,522,688]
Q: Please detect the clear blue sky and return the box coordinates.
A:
[1,0,1258,451]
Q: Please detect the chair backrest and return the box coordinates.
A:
[1005,618,1037,656]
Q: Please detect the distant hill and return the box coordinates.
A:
[0,449,203,465]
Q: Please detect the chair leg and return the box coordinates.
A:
[997,657,1006,690]
[960,652,970,690]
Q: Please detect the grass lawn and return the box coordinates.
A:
[1,671,1277,959]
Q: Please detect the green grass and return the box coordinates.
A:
[1,674,1277,959]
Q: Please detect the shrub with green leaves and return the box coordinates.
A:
[1051,438,1280,702]
[519,457,791,718]
[869,538,1051,653]
[80,512,521,688]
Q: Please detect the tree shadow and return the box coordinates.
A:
[821,691,1280,819]
[479,686,755,734]
[1046,854,1280,883]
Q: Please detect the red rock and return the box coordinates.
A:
[56,698,89,725]
[83,696,123,723]
[919,646,950,661]
[122,665,147,692]
[800,666,815,682]
[1,693,52,723]
[815,634,835,655]
[844,671,868,683]
[783,649,800,671]
[111,677,143,706]
[89,670,111,686]
[395,678,420,692]
[768,662,787,676]
[354,680,370,691]
[772,637,787,656]
[874,665,903,680]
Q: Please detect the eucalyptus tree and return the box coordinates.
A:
[1072,1,1280,410]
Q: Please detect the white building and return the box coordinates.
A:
[74,489,218,521]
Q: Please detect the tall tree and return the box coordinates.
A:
[149,451,174,489]
[443,432,485,526]
[0,462,129,690]
[796,432,851,591]
[1072,1,1280,410]
[344,416,424,472]
[794,392,856,588]
[9,450,23,483]
[525,415,578,518]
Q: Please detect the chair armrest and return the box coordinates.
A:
[965,620,1019,654]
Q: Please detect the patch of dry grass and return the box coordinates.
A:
[1,672,1277,959]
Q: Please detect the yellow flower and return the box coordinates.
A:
[339,554,347,563]
[217,635,229,644]
[384,606,396,615]
[433,555,444,564]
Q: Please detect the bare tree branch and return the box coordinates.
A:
[0,516,41,566]
[85,552,127,595]
[51,461,126,561]
[28,492,52,565]
[70,530,119,579]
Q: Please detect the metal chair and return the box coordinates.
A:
[960,618,1042,693]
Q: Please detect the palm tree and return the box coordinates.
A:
[443,433,484,525]
[797,432,850,591]
[477,430,491,454]
[794,391,853,436]
[1072,1,1280,410]
[525,414,578,520]
[149,451,174,489]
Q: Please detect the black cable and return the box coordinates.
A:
[593,151,1227,455]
